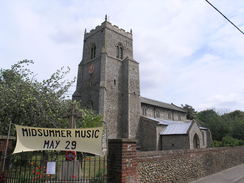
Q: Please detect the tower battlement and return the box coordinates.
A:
[85,20,132,39]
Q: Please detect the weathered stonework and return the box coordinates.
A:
[73,20,140,139]
[106,140,244,183]
[161,135,189,150]
[73,18,212,150]
[137,146,244,183]
[188,122,204,149]
[141,103,186,121]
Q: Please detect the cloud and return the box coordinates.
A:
[1,0,244,111]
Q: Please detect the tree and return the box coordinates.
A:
[197,109,229,141]
[0,60,102,135]
[64,101,103,128]
[222,110,244,140]
[181,104,197,120]
[213,136,244,147]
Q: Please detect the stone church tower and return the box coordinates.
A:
[73,17,141,139]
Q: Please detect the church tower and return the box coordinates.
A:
[73,17,141,139]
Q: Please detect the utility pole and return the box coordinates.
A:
[1,121,12,172]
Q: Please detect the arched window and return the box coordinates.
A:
[116,43,123,59]
[90,43,96,59]
[193,134,200,149]
[168,112,172,120]
[155,109,160,118]
[142,106,147,116]
[178,115,181,121]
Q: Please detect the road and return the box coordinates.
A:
[191,163,244,183]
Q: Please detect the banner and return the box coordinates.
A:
[13,125,104,155]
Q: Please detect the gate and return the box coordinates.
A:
[0,151,107,183]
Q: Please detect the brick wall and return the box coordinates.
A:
[108,139,244,183]
[108,139,137,183]
[137,146,244,183]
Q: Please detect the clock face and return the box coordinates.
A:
[88,64,94,74]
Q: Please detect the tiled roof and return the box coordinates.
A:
[160,123,192,135]
[140,97,186,113]
[157,119,192,135]
[144,117,192,135]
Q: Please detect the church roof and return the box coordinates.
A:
[146,117,192,135]
[160,122,192,135]
[140,97,186,113]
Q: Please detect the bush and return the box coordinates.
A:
[213,136,244,147]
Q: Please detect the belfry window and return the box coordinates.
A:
[90,44,96,59]
[116,43,123,59]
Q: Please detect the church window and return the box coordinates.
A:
[178,115,181,121]
[168,112,172,120]
[155,109,160,118]
[202,131,205,146]
[120,47,123,59]
[116,43,123,59]
[90,43,96,59]
[142,106,147,116]
[116,46,119,58]
[114,79,116,85]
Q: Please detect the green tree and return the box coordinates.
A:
[213,136,244,147]
[64,101,103,128]
[0,60,102,135]
[197,110,229,141]
[181,104,197,120]
[222,110,244,140]
[232,121,244,140]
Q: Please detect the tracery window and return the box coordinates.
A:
[116,43,123,59]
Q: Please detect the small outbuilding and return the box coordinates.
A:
[138,116,212,151]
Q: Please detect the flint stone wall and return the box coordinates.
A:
[137,146,244,183]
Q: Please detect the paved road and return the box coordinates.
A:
[191,164,244,183]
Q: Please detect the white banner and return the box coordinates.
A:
[13,125,104,155]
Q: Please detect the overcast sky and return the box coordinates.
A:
[1,0,244,112]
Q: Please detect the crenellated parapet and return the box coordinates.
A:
[85,20,132,39]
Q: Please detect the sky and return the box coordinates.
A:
[0,0,244,112]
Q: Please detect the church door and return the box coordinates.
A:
[193,134,200,149]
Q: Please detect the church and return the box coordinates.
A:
[73,17,212,151]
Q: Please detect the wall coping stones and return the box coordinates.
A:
[137,146,244,159]
[109,138,137,143]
